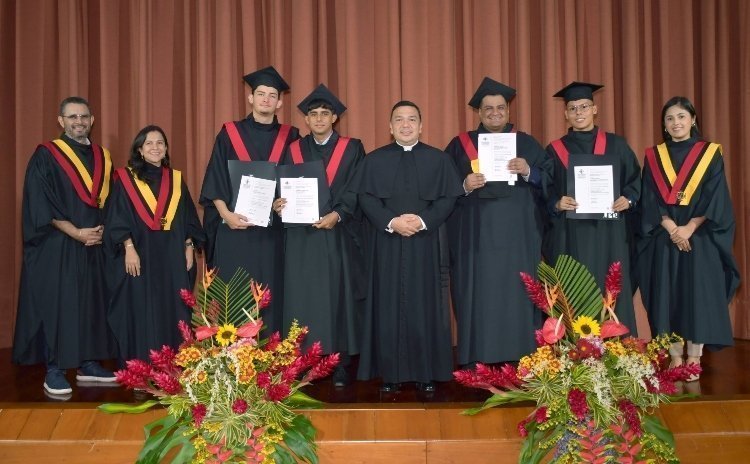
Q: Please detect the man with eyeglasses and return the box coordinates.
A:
[200,66,299,335]
[444,77,552,368]
[272,84,366,387]
[544,82,641,333]
[13,96,117,397]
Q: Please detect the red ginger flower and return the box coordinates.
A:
[520,272,549,313]
[604,261,622,301]
[179,288,197,308]
[256,372,272,389]
[232,398,248,414]
[153,371,182,395]
[453,363,523,391]
[568,388,589,420]
[115,368,149,390]
[192,403,207,427]
[178,319,194,344]
[618,399,642,436]
[149,345,176,371]
[259,288,272,309]
[304,352,340,383]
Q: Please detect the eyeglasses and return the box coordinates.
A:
[566,103,593,114]
[62,114,91,121]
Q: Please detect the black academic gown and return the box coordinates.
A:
[105,164,206,361]
[544,127,641,334]
[637,138,739,349]
[13,134,116,369]
[356,142,463,384]
[280,132,366,355]
[200,115,299,334]
[445,123,552,364]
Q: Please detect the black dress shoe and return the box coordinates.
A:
[332,366,350,387]
[380,382,398,393]
[417,382,435,392]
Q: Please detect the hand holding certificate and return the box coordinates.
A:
[234,175,277,227]
[279,177,319,224]
[478,133,517,185]
[566,154,621,220]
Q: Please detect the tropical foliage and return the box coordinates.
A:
[454,255,700,464]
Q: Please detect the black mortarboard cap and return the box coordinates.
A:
[553,81,604,103]
[297,84,347,115]
[468,77,517,109]
[242,66,290,92]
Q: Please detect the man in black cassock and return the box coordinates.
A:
[545,82,641,333]
[13,96,117,397]
[445,78,552,367]
[199,66,299,334]
[273,84,366,387]
[356,101,463,393]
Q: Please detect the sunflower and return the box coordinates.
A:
[216,323,238,346]
[572,315,601,338]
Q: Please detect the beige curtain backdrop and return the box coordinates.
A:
[2,0,748,347]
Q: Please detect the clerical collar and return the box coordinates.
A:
[395,140,418,151]
[313,131,334,145]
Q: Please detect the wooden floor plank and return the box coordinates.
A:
[16,409,62,440]
[0,409,31,440]
[50,409,95,440]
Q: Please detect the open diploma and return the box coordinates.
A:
[574,165,615,214]
[478,132,516,184]
[234,175,276,227]
[280,177,319,224]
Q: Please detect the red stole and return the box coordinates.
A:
[289,136,351,186]
[223,121,291,164]
[458,127,517,173]
[550,129,607,168]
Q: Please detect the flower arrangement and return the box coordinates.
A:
[100,267,339,464]
[454,255,700,464]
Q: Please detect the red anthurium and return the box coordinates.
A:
[195,326,219,341]
[237,320,263,338]
[601,320,629,339]
[542,317,565,344]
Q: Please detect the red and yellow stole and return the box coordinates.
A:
[644,141,721,205]
[115,167,182,230]
[42,139,112,208]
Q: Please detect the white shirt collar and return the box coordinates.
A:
[313,131,334,145]
[395,140,418,151]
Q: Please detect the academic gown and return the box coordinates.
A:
[445,123,552,365]
[200,115,299,334]
[280,132,366,355]
[544,127,641,334]
[104,164,206,361]
[13,134,117,369]
[356,142,463,384]
[637,138,739,349]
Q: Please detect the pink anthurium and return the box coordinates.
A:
[237,320,263,339]
[542,317,565,344]
[600,320,629,339]
[195,326,219,341]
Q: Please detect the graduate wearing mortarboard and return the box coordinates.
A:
[444,77,553,367]
[199,66,300,334]
[544,81,641,334]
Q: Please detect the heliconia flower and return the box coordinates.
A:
[179,288,197,308]
[192,403,207,427]
[542,317,566,344]
[237,320,263,339]
[520,272,549,313]
[568,388,589,420]
[149,345,176,371]
[600,320,629,339]
[177,320,194,344]
[604,261,622,301]
[232,398,248,414]
[196,325,219,341]
[202,266,218,290]
[251,281,271,309]
[266,383,292,401]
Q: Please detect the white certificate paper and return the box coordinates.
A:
[478,133,516,184]
[234,175,276,227]
[574,165,614,214]
[280,177,319,224]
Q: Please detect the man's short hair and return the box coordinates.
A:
[390,100,421,120]
[305,98,336,114]
[59,96,91,116]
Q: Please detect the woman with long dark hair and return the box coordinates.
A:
[638,97,739,380]
[105,125,205,361]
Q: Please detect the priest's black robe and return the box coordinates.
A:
[544,127,641,334]
[445,123,552,365]
[280,132,366,355]
[104,164,206,361]
[637,138,739,349]
[200,115,299,334]
[13,135,116,369]
[356,142,463,384]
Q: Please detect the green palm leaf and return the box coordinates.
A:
[194,268,257,327]
[538,255,603,328]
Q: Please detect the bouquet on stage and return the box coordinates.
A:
[454,255,699,463]
[100,267,338,464]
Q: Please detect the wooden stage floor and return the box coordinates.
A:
[0,342,748,463]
